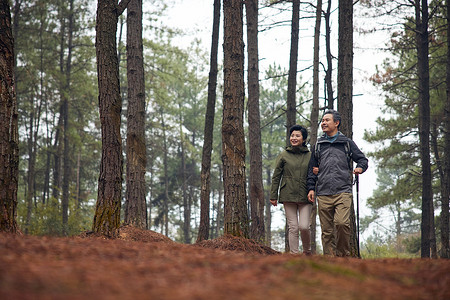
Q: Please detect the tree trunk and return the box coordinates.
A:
[246,0,265,244]
[180,122,190,243]
[284,0,301,252]
[395,201,401,252]
[61,0,75,235]
[52,106,63,202]
[222,0,249,238]
[338,0,353,139]
[441,0,450,259]
[265,165,272,246]
[197,0,220,243]
[25,96,38,234]
[0,0,19,233]
[160,109,169,237]
[415,0,433,258]
[76,151,81,207]
[338,0,359,257]
[40,3,50,206]
[43,134,51,205]
[310,0,323,254]
[286,0,300,144]
[431,122,442,258]
[265,123,275,246]
[216,164,223,238]
[324,0,334,109]
[125,0,147,229]
[93,0,130,237]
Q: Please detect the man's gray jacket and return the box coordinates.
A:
[307,132,369,196]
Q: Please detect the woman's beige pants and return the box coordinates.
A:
[284,202,312,254]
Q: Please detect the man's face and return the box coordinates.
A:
[321,113,339,135]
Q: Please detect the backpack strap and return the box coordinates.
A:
[315,140,321,166]
[344,140,353,170]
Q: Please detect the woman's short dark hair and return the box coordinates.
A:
[323,109,341,129]
[289,124,308,146]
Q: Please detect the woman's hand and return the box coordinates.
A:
[270,199,278,206]
[307,190,315,203]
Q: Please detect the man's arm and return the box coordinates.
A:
[349,140,368,173]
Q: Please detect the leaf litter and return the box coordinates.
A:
[1,225,449,300]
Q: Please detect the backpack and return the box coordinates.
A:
[314,139,353,170]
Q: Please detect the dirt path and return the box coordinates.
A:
[1,227,449,300]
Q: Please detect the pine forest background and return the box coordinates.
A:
[6,0,450,258]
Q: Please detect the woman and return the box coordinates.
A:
[270,125,313,255]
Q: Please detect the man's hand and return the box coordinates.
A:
[353,167,363,175]
[270,199,277,206]
[313,167,319,175]
[307,190,315,203]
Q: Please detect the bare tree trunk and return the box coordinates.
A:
[415,0,433,258]
[61,0,75,235]
[286,0,300,144]
[125,0,147,229]
[43,131,51,205]
[147,136,155,229]
[93,0,130,237]
[429,123,439,258]
[284,0,301,253]
[265,165,272,246]
[0,0,19,233]
[338,0,359,257]
[52,106,63,202]
[25,106,33,232]
[394,201,401,252]
[222,0,249,238]
[324,0,334,109]
[246,0,265,243]
[264,122,275,246]
[180,121,190,243]
[310,0,323,254]
[441,0,450,259]
[311,0,322,151]
[160,109,169,237]
[197,0,220,243]
[338,0,353,139]
[216,164,223,237]
[40,4,50,206]
[76,151,81,207]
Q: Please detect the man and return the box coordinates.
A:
[307,109,368,256]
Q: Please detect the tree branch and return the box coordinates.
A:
[116,0,131,16]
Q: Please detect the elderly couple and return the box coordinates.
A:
[270,109,369,256]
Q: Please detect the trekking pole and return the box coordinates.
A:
[355,174,360,258]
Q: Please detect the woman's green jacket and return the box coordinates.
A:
[270,145,311,204]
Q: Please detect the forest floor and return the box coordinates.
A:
[1,226,449,300]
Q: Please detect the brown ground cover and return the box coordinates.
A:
[1,226,449,300]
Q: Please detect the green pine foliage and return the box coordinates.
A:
[363,1,447,252]
[14,0,99,236]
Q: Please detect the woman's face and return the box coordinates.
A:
[290,130,304,147]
